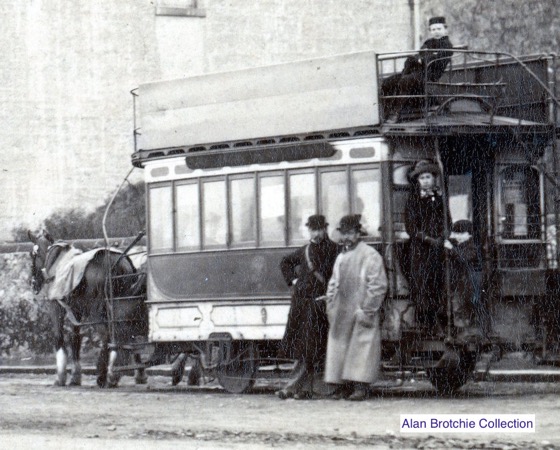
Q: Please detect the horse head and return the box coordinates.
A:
[28,229,55,294]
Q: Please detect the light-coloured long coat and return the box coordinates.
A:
[324,241,388,384]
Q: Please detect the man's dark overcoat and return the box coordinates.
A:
[404,189,451,330]
[279,237,339,368]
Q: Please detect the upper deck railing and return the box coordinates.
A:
[377,49,557,127]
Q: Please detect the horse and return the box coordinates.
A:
[28,230,148,387]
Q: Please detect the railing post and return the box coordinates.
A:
[131,88,139,155]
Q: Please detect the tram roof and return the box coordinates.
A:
[134,51,380,156]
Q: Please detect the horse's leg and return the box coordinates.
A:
[134,353,148,385]
[96,325,109,388]
[107,349,121,388]
[51,301,67,387]
[69,325,82,386]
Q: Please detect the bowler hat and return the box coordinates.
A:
[429,16,446,26]
[452,220,473,234]
[337,214,362,233]
[305,214,328,230]
[409,159,440,180]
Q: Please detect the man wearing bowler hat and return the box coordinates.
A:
[324,215,388,401]
[277,214,339,400]
[381,16,453,121]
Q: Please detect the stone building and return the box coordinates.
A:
[1,0,425,241]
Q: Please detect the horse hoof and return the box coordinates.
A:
[107,375,120,388]
[97,377,107,388]
[54,380,66,387]
[68,380,82,387]
[135,376,148,385]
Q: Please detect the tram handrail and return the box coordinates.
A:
[102,167,137,345]
[377,49,560,125]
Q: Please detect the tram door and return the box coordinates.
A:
[441,144,491,266]
[442,139,545,342]
[440,142,494,335]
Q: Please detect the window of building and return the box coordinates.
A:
[155,0,206,17]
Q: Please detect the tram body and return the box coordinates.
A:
[132,49,559,392]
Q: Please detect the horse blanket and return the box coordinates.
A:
[46,247,124,300]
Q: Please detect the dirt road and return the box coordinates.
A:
[0,373,559,449]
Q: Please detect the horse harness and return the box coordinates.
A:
[33,241,108,328]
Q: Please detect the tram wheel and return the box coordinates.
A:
[427,367,468,396]
[427,349,476,396]
[216,341,258,394]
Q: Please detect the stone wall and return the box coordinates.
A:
[0,252,52,357]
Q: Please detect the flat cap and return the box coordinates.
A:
[429,16,446,26]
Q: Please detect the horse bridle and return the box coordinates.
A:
[30,242,67,293]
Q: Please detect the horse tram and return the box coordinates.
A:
[126,47,560,395]
[37,47,558,394]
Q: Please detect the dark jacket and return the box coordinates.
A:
[448,237,483,275]
[403,36,453,82]
[447,237,484,326]
[420,36,454,81]
[404,189,451,247]
[279,236,339,364]
[280,237,339,299]
[404,189,451,328]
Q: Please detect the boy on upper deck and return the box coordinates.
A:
[381,16,453,121]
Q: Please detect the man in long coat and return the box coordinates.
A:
[277,214,339,399]
[324,215,388,401]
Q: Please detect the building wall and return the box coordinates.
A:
[0,0,415,241]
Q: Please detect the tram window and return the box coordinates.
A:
[391,163,413,234]
[351,168,381,238]
[175,182,200,250]
[230,177,256,246]
[202,180,227,248]
[259,175,285,245]
[320,170,348,238]
[289,172,316,244]
[448,173,472,222]
[149,184,173,252]
[499,166,540,239]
